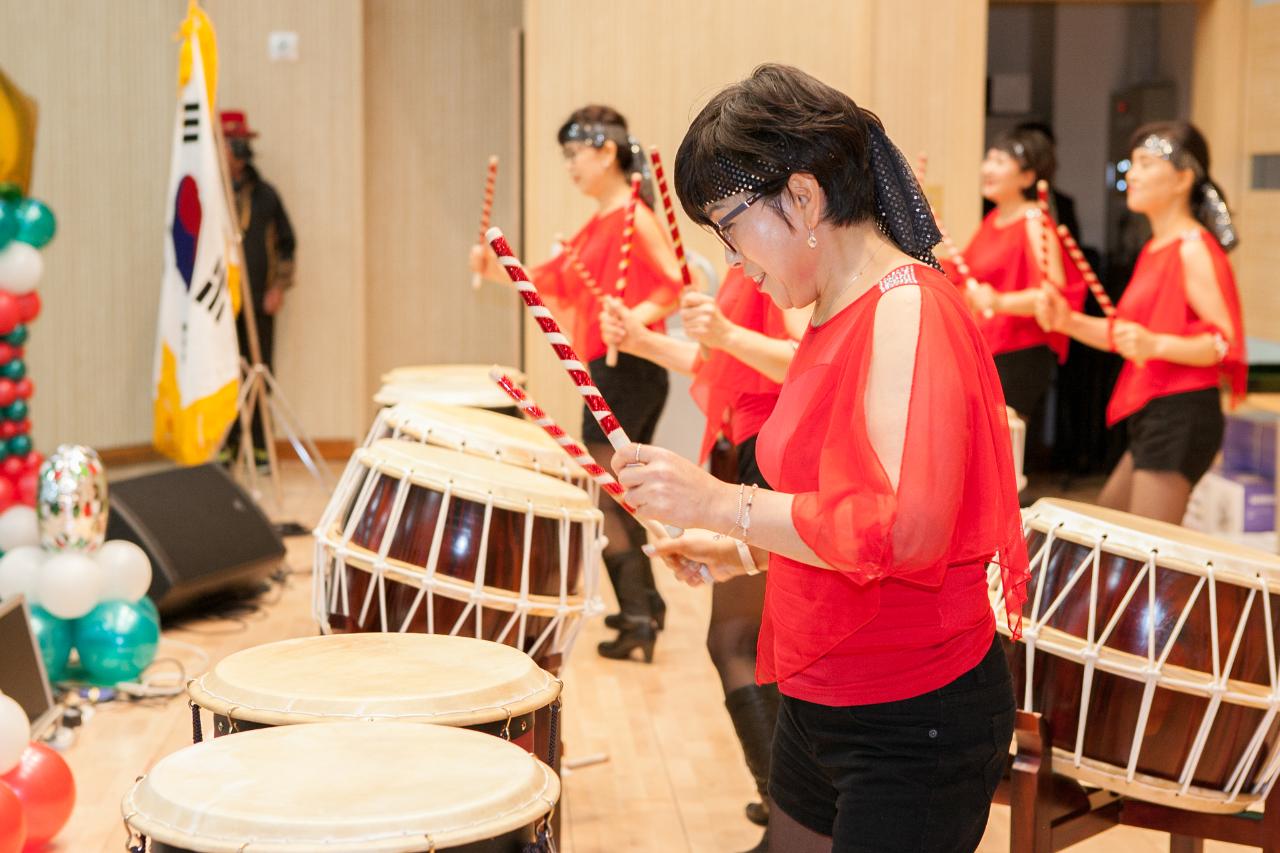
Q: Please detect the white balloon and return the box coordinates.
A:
[96,540,152,602]
[0,545,45,602]
[0,242,43,294]
[0,505,39,551]
[35,552,102,619]
[0,693,29,774]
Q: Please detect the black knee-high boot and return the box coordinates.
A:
[597,551,660,662]
[725,683,779,851]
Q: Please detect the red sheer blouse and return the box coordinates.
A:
[532,204,681,363]
[1107,229,1246,426]
[689,268,790,463]
[755,264,1028,705]
[943,209,1085,362]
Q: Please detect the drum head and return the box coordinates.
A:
[1024,498,1280,586]
[359,439,598,520]
[384,402,585,479]
[375,364,524,410]
[123,722,558,852]
[188,634,561,727]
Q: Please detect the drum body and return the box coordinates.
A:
[123,722,559,852]
[186,634,561,769]
[995,499,1280,813]
[313,439,603,674]
[374,364,524,411]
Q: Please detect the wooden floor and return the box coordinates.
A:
[49,462,1256,852]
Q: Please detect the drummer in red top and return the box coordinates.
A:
[472,105,681,659]
[1038,121,1245,524]
[944,127,1084,417]
[611,64,1027,852]
[599,267,807,850]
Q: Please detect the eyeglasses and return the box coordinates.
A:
[709,192,762,253]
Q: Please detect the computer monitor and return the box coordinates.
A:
[0,595,58,737]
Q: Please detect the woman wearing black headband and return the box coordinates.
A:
[944,127,1083,420]
[1038,121,1245,524]
[471,105,682,661]
[611,64,1027,852]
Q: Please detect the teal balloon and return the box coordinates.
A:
[14,199,55,249]
[72,598,160,685]
[29,605,73,682]
[0,202,17,252]
[6,399,27,421]
[4,326,26,346]
[1,360,25,382]
[7,435,30,457]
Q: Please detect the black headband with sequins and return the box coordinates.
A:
[1139,133,1237,251]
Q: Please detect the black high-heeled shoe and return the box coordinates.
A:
[596,618,657,663]
[604,592,666,631]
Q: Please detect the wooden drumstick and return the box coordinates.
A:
[471,155,499,289]
[648,147,692,289]
[490,368,713,585]
[606,173,642,367]
[1034,180,1065,293]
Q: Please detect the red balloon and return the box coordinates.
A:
[22,452,40,472]
[14,293,38,325]
[12,421,27,438]
[0,744,73,848]
[0,781,25,853]
[0,296,19,337]
[0,382,16,409]
[13,380,30,401]
[15,473,35,506]
[0,458,22,479]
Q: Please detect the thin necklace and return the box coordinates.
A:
[813,238,888,325]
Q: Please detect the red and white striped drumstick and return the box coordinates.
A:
[1034,180,1063,291]
[471,155,499,289]
[487,226,631,452]
[648,147,692,289]
[1056,227,1115,318]
[490,368,711,584]
[916,154,990,318]
[606,173,643,367]
[561,240,603,297]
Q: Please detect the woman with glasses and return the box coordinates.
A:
[1036,121,1245,524]
[471,105,681,661]
[609,64,1027,852]
[598,267,807,852]
[943,126,1084,420]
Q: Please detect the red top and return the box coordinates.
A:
[755,264,1029,706]
[533,204,681,362]
[689,268,790,463]
[944,209,1085,362]
[1107,229,1246,426]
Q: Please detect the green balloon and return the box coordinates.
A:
[7,434,30,457]
[7,399,27,422]
[72,598,160,685]
[15,199,55,249]
[29,605,74,682]
[4,325,27,346]
[1,360,25,382]
[0,201,17,251]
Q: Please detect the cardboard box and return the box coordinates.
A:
[1222,410,1278,479]
[1184,468,1276,535]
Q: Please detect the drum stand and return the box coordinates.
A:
[999,710,1279,852]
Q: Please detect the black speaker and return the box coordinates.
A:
[105,464,286,616]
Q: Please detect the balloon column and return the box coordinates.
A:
[0,446,159,684]
[0,692,74,852]
[0,183,47,518]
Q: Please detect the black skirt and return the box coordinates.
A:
[581,352,669,446]
[1125,387,1224,484]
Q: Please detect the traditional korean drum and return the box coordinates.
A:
[373,363,524,411]
[186,634,562,768]
[995,498,1280,813]
[122,722,559,852]
[359,401,596,501]
[313,439,603,674]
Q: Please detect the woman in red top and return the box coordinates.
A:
[1038,121,1245,524]
[612,65,1027,852]
[600,268,807,851]
[472,105,681,658]
[944,127,1083,417]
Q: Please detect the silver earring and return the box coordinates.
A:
[807,229,817,249]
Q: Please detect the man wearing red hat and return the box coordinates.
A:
[220,109,296,464]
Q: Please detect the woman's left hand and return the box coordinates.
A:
[1112,320,1158,366]
[644,529,749,587]
[612,442,733,531]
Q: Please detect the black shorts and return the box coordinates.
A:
[1126,387,1224,484]
[770,637,1015,852]
[993,345,1055,417]
[581,352,668,446]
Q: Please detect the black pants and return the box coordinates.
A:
[227,307,274,454]
[770,637,1015,852]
